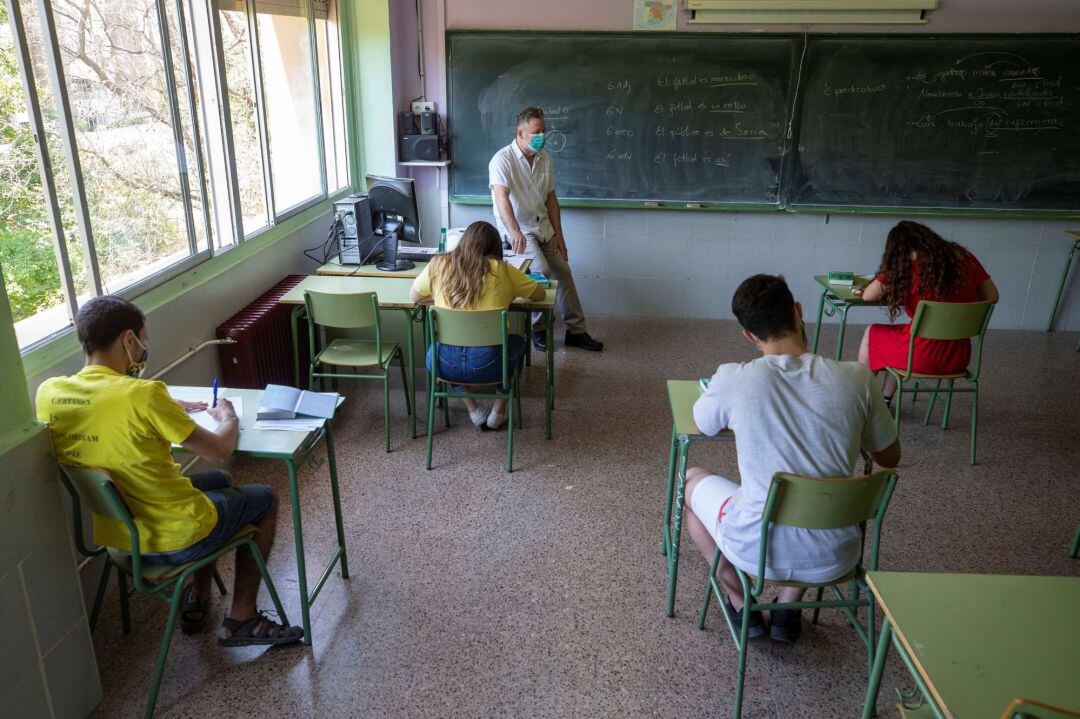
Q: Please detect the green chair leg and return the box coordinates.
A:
[144,579,186,719]
[118,571,132,634]
[970,384,979,465]
[88,559,112,633]
[922,380,942,426]
[507,383,515,473]
[212,568,227,596]
[397,352,412,417]
[442,382,451,428]
[941,379,955,429]
[425,374,437,470]
[383,374,391,453]
[812,586,824,624]
[1071,522,1080,558]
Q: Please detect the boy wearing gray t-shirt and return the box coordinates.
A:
[685,274,900,643]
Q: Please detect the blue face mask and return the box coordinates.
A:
[528,132,545,151]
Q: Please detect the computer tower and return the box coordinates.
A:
[334,194,377,265]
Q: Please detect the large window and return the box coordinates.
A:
[0,0,350,349]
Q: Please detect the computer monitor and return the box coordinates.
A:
[366,174,421,271]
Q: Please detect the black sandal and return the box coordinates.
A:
[179,585,210,635]
[218,611,303,647]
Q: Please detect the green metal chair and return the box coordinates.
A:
[425,307,522,472]
[60,468,226,635]
[885,300,994,465]
[305,290,412,452]
[58,465,290,719]
[698,469,898,719]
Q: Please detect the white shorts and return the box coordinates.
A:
[688,474,742,548]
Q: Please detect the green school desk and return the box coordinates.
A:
[279,275,558,439]
[861,571,1080,719]
[1046,230,1079,340]
[662,380,734,618]
[811,275,881,360]
[171,387,348,647]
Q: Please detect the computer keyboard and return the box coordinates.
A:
[395,251,437,262]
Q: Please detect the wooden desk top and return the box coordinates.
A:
[279,274,556,311]
[317,259,427,278]
[667,379,733,441]
[867,571,1080,718]
[813,274,878,304]
[1066,229,1080,241]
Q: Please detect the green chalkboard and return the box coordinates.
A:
[447,32,800,208]
[790,35,1080,212]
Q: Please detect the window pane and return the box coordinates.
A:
[219,8,268,234]
[1,2,76,347]
[163,0,211,253]
[49,0,194,294]
[317,6,348,193]
[256,3,322,211]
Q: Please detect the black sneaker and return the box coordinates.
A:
[724,600,767,640]
[531,331,547,352]
[769,605,802,643]
[565,331,604,351]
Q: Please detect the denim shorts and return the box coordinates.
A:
[141,471,275,566]
[426,334,526,388]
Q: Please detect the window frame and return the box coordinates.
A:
[5,0,353,354]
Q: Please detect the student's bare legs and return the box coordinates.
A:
[461,397,507,413]
[685,467,806,608]
[230,495,278,622]
[859,326,897,399]
[685,467,747,608]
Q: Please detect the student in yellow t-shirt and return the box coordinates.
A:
[36,296,301,646]
[410,220,546,430]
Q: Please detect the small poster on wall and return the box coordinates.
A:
[633,0,677,31]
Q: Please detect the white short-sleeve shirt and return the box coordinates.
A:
[692,353,898,583]
[489,141,556,241]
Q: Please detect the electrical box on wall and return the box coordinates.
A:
[412,100,435,114]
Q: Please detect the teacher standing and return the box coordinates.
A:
[489,106,603,352]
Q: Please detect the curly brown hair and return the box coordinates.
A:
[879,221,968,321]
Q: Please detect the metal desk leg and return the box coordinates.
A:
[324,423,349,580]
[291,306,303,388]
[661,425,678,557]
[1047,240,1079,331]
[812,287,828,354]
[666,438,691,618]
[861,616,893,719]
[403,308,416,439]
[284,458,312,645]
[835,305,850,361]
[546,308,554,439]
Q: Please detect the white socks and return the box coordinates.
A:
[468,403,489,428]
[486,408,507,430]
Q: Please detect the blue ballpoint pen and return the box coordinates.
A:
[212,378,219,408]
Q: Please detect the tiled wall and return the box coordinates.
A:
[447,202,1080,332]
[0,424,101,717]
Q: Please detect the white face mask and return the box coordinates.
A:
[125,335,148,378]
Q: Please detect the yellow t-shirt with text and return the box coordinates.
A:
[36,366,216,553]
[411,258,539,310]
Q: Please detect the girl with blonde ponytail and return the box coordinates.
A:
[410,221,547,429]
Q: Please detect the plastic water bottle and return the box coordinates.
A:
[438,227,447,253]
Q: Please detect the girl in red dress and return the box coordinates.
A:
[854,221,999,404]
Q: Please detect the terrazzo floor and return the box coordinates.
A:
[87,316,1080,718]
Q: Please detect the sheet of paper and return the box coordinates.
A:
[504,252,536,271]
[252,417,325,432]
[188,396,243,433]
[296,390,338,419]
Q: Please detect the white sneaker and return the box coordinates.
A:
[468,403,489,429]
[486,408,508,430]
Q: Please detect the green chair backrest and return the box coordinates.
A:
[900,300,994,380]
[58,464,144,566]
[909,300,994,341]
[749,470,898,593]
[304,290,379,329]
[768,471,894,530]
[429,307,508,347]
